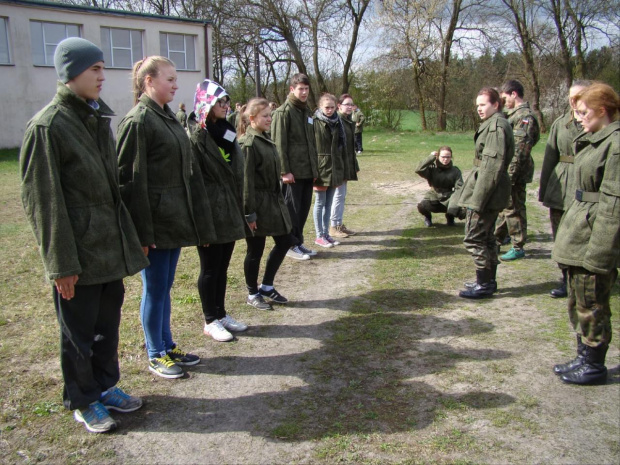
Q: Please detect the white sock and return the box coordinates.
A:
[260,285,274,292]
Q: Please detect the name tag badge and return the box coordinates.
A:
[308,117,313,125]
[223,130,236,142]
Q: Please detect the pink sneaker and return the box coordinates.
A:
[314,236,333,248]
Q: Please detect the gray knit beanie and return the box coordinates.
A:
[54,37,104,83]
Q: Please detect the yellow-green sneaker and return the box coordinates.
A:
[167,345,200,366]
[149,353,183,379]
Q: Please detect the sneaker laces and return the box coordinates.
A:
[89,402,110,421]
[169,346,187,357]
[155,354,177,368]
[106,387,130,403]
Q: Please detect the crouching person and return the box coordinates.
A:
[20,38,149,433]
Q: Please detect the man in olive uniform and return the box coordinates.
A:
[227,102,242,129]
[271,73,319,260]
[176,102,187,128]
[351,105,365,153]
[20,38,149,433]
[495,80,540,261]
[539,81,590,297]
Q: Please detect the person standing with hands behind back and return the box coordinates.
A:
[271,73,319,260]
[117,57,216,379]
[458,88,514,299]
[21,38,149,433]
[551,82,619,385]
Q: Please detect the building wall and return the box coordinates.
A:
[0,1,210,148]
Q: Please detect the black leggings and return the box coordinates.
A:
[244,234,293,294]
[197,242,235,323]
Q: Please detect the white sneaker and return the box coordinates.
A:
[203,320,233,342]
[220,314,248,332]
[286,246,310,261]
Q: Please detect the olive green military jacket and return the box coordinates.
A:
[505,102,540,185]
[270,97,318,179]
[191,126,247,244]
[459,112,515,212]
[538,110,582,211]
[352,108,365,134]
[339,112,359,181]
[313,116,346,187]
[117,95,216,249]
[20,83,149,285]
[176,109,187,128]
[226,111,239,130]
[415,154,463,206]
[552,121,620,274]
[238,128,292,237]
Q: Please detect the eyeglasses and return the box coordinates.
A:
[342,103,354,107]
[216,99,230,108]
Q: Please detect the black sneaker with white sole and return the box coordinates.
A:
[259,288,288,304]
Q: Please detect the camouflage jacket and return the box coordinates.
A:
[552,121,620,274]
[459,112,514,212]
[539,110,582,211]
[505,102,540,185]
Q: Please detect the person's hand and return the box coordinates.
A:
[248,221,258,232]
[142,244,156,256]
[55,275,79,300]
[282,172,295,184]
[432,151,438,158]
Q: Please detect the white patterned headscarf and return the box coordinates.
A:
[193,79,229,127]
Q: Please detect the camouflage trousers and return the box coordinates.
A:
[549,208,567,271]
[567,266,618,347]
[495,183,527,249]
[463,209,499,270]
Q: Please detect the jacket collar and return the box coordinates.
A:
[478,111,501,132]
[53,82,115,118]
[587,120,620,144]
[505,102,530,117]
[139,94,175,120]
[246,126,275,145]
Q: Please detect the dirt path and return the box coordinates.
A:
[106,180,618,464]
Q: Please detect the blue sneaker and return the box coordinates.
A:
[101,386,143,413]
[74,401,117,433]
[501,247,525,261]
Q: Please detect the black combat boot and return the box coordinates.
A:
[459,269,495,299]
[550,269,568,298]
[464,265,497,292]
[553,334,586,375]
[560,344,608,385]
[423,216,433,227]
[445,214,456,226]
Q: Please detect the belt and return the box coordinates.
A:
[559,155,574,163]
[473,158,481,167]
[575,189,600,203]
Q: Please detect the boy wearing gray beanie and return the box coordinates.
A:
[20,37,148,433]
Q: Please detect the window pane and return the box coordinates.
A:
[131,30,142,62]
[66,24,80,38]
[100,27,111,64]
[45,44,56,65]
[170,51,184,69]
[0,18,10,64]
[168,34,184,52]
[30,22,44,65]
[44,23,67,45]
[185,35,195,69]
[114,48,131,68]
[112,28,130,48]
[159,33,168,56]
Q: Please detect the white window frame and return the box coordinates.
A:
[101,27,143,69]
[30,20,81,66]
[160,32,196,70]
[0,17,11,65]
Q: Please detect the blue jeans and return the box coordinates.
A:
[140,248,181,359]
[330,181,347,226]
[314,188,336,237]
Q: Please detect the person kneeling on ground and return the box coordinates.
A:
[415,146,465,227]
